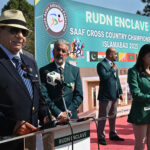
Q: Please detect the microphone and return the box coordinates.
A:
[44,70,75,89]
[21,64,39,83]
[43,107,58,129]
[44,70,61,86]
[41,100,69,129]
[41,119,69,129]
[64,82,75,89]
[23,73,33,79]
[111,63,117,78]
[21,64,27,71]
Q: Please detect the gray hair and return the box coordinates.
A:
[54,39,69,50]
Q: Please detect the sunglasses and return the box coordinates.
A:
[6,27,29,37]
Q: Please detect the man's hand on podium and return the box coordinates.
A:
[57,111,72,122]
[13,121,38,136]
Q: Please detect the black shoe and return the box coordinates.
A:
[98,138,107,145]
[109,135,124,141]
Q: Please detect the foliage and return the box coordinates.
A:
[141,0,150,3]
[2,0,34,55]
[137,0,150,16]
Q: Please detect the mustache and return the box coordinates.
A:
[55,57,63,63]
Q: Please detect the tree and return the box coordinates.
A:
[137,0,150,16]
[2,0,34,55]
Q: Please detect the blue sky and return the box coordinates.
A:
[73,0,145,14]
[0,0,146,15]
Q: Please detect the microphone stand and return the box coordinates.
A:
[58,67,71,122]
[42,101,58,129]
[32,77,58,129]
[24,68,57,129]
[58,81,74,150]
[44,68,74,150]
[59,82,71,122]
[58,68,74,150]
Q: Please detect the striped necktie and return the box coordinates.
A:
[12,56,33,99]
[59,67,64,81]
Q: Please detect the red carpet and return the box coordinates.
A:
[90,116,147,150]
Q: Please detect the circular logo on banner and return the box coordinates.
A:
[43,2,68,37]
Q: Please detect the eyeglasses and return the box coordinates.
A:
[5,27,29,37]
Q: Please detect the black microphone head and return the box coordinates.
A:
[55,79,63,85]
[44,70,50,79]
[44,70,52,83]
[21,64,27,71]
[44,70,49,75]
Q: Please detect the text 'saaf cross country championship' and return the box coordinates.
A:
[35,0,150,127]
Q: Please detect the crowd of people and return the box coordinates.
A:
[0,9,150,150]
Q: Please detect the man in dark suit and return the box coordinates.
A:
[40,39,83,122]
[0,10,48,150]
[97,47,124,145]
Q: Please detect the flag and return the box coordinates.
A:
[118,52,137,62]
[127,53,136,62]
[90,52,98,62]
[87,51,106,62]
[98,52,105,61]
[50,44,54,62]
[118,53,127,62]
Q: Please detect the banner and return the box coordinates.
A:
[35,0,150,69]
[35,0,149,116]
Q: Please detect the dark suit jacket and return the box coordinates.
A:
[97,58,122,100]
[0,48,47,149]
[128,66,150,124]
[40,61,83,119]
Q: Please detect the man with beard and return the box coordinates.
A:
[40,39,83,122]
[97,47,124,145]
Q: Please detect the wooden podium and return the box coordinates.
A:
[0,120,91,150]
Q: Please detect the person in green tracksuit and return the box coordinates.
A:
[128,44,150,150]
